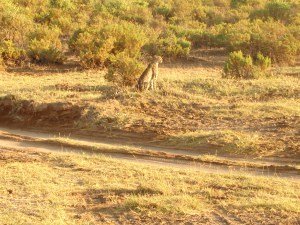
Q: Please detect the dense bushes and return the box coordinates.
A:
[223,51,271,79]
[146,29,192,58]
[0,57,5,71]
[69,28,116,68]
[28,26,65,64]
[221,19,299,64]
[249,20,299,64]
[0,41,26,65]
[0,0,298,68]
[0,0,32,44]
[69,22,149,68]
[251,0,295,24]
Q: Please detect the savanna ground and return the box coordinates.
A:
[1,50,300,225]
[0,147,299,225]
[0,51,299,160]
[1,0,300,224]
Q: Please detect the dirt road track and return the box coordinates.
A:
[0,126,299,180]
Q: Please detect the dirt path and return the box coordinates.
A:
[0,126,299,180]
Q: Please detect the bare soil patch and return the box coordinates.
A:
[0,95,82,125]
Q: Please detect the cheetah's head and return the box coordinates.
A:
[153,55,163,64]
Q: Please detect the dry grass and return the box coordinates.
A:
[0,64,299,158]
[0,147,299,225]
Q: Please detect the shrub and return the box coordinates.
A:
[0,57,5,71]
[69,28,115,68]
[108,22,148,58]
[223,20,299,64]
[120,4,153,24]
[155,5,172,20]
[28,26,65,64]
[0,40,26,64]
[230,0,248,8]
[0,0,33,44]
[250,0,295,24]
[105,53,144,87]
[265,0,292,23]
[70,22,149,68]
[223,51,272,79]
[189,24,227,48]
[250,20,299,64]
[255,52,271,71]
[223,51,255,79]
[146,29,191,58]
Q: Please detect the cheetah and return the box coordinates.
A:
[137,56,163,91]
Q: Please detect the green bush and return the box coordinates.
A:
[108,22,148,58]
[0,0,33,44]
[0,57,5,71]
[223,51,255,79]
[146,29,191,58]
[70,22,148,68]
[0,40,26,64]
[69,28,115,68]
[188,24,227,48]
[250,20,299,64]
[223,51,272,79]
[255,52,271,71]
[155,5,172,20]
[231,0,248,8]
[105,53,144,87]
[265,0,292,23]
[223,20,299,64]
[28,26,65,64]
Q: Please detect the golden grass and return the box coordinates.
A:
[169,130,263,154]
[0,148,299,224]
[0,66,299,157]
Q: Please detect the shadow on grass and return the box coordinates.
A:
[71,187,163,223]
